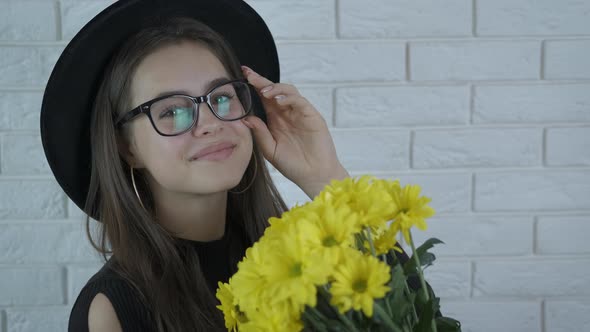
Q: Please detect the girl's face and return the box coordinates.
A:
[124,41,253,196]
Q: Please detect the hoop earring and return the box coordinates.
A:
[130,166,145,209]
[229,153,258,194]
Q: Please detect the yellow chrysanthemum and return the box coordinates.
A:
[372,223,402,256]
[257,221,329,313]
[295,200,358,266]
[230,242,268,311]
[240,302,303,332]
[317,176,396,230]
[389,184,435,243]
[329,249,391,317]
[264,203,309,239]
[215,281,246,332]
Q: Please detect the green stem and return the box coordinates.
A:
[336,311,361,332]
[318,287,359,332]
[408,231,437,332]
[373,303,404,332]
[385,297,393,317]
[404,318,412,332]
[366,228,377,257]
[404,282,419,324]
[302,309,327,332]
[403,318,412,332]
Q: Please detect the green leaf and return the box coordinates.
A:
[412,298,435,332]
[389,264,408,294]
[436,317,462,332]
[301,310,329,332]
[419,238,445,251]
[404,238,444,275]
[419,252,436,269]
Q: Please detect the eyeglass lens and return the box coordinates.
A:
[149,81,252,135]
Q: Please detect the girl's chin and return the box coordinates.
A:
[179,176,245,194]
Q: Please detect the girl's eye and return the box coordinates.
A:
[160,107,189,119]
[213,95,232,105]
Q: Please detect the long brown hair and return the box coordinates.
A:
[85,17,287,331]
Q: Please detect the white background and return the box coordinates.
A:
[0,0,589,331]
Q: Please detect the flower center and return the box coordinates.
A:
[353,279,367,293]
[322,235,339,247]
[235,305,248,323]
[290,262,303,277]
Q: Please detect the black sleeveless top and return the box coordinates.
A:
[68,228,425,332]
[68,225,246,332]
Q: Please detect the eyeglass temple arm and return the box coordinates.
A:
[115,106,145,127]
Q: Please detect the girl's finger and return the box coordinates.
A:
[241,115,277,162]
[241,66,274,90]
[259,83,299,100]
[272,95,313,113]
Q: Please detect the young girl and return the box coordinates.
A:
[41,1,348,331]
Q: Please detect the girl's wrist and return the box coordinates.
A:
[300,164,349,199]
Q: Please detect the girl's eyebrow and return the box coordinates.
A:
[154,77,231,98]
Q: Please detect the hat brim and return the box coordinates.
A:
[41,0,279,219]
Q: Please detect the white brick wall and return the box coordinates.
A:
[0,0,588,331]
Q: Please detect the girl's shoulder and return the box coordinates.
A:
[68,258,154,332]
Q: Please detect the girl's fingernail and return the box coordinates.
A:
[260,85,273,93]
[274,95,286,101]
[241,65,253,74]
[242,118,254,128]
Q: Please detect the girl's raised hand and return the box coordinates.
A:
[241,66,348,198]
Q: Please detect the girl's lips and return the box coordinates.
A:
[193,146,235,161]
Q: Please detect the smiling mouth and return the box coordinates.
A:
[189,145,236,162]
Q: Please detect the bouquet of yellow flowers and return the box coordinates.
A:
[216,175,461,331]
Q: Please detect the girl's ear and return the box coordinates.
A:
[117,131,144,168]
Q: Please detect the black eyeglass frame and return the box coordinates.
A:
[115,78,253,137]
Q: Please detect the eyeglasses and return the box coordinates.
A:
[115,79,253,136]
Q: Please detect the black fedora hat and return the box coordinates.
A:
[41,0,279,219]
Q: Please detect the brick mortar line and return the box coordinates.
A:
[469,256,590,262]
[1,257,590,268]
[468,295,590,302]
[55,0,62,41]
[469,84,475,125]
[542,128,548,166]
[276,37,590,44]
[330,87,336,127]
[470,172,475,212]
[541,299,546,332]
[448,297,587,304]
[272,79,590,86]
[0,219,82,225]
[472,0,477,37]
[4,80,590,91]
[272,166,590,174]
[0,135,3,175]
[62,266,68,306]
[329,124,590,130]
[405,42,411,81]
[0,176,59,180]
[540,40,546,80]
[0,304,72,310]
[1,37,590,46]
[0,87,44,92]
[286,37,590,44]
[408,130,414,168]
[0,42,68,47]
[334,0,340,39]
[0,131,41,135]
[533,216,539,255]
[469,260,475,297]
